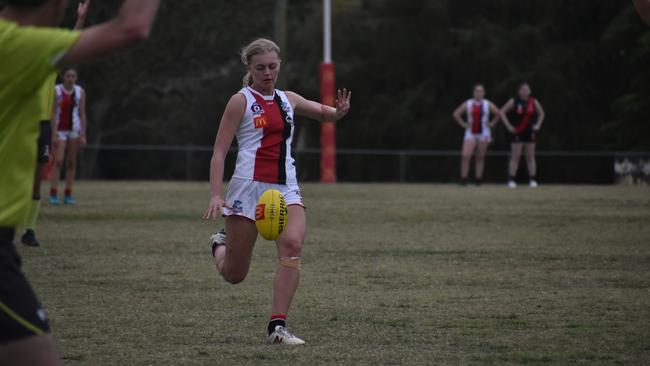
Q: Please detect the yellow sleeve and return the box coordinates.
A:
[40,74,58,121]
[0,20,80,100]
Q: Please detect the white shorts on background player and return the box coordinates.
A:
[57,129,81,141]
[464,128,491,142]
[223,178,304,221]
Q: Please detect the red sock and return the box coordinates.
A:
[64,188,72,197]
[268,314,287,335]
[50,188,57,196]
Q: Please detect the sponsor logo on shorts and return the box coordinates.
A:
[255,204,265,220]
[231,200,243,214]
[254,116,268,129]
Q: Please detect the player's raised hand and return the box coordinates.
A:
[335,88,351,120]
[78,0,90,19]
[74,0,91,30]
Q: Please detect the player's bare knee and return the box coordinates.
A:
[279,237,302,257]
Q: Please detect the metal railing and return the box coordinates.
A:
[78,144,650,184]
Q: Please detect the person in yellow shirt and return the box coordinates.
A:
[0,1,160,365]
[21,0,90,248]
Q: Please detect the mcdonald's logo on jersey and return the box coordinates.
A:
[255,204,266,220]
[254,116,268,129]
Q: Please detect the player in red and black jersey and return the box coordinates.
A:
[501,83,545,188]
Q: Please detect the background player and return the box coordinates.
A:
[21,0,90,247]
[203,39,351,346]
[452,84,502,185]
[49,67,88,205]
[0,1,160,364]
[500,83,546,188]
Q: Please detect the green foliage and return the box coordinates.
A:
[64,0,648,177]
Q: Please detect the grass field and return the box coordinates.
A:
[19,182,650,365]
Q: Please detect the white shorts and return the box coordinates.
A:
[464,128,491,142]
[223,178,304,221]
[57,129,81,141]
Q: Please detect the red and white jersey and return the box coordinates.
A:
[54,84,82,132]
[465,99,490,135]
[232,87,297,185]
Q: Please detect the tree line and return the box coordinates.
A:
[57,0,648,179]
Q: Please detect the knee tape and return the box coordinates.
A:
[279,257,302,271]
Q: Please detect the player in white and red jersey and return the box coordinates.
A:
[452,84,502,185]
[203,38,351,345]
[49,67,87,205]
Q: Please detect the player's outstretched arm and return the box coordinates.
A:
[500,99,516,133]
[287,89,351,122]
[633,0,650,25]
[452,103,468,129]
[58,0,160,67]
[203,94,246,220]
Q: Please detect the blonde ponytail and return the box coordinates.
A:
[242,72,253,87]
[240,38,281,87]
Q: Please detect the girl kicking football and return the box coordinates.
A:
[203,38,351,345]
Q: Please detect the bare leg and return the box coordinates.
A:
[0,335,61,366]
[213,216,258,284]
[509,143,523,179]
[271,205,306,317]
[64,139,80,195]
[460,138,477,181]
[475,140,489,180]
[49,140,67,196]
[524,143,537,178]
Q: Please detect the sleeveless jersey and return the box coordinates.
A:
[232,87,296,185]
[466,99,490,135]
[510,97,538,134]
[55,84,82,132]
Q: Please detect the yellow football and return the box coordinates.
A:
[255,189,288,241]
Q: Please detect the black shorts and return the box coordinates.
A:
[0,227,50,344]
[508,128,537,144]
[37,120,52,164]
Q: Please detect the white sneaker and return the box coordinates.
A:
[266,326,306,345]
[209,229,226,256]
[507,180,517,188]
[529,180,539,188]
